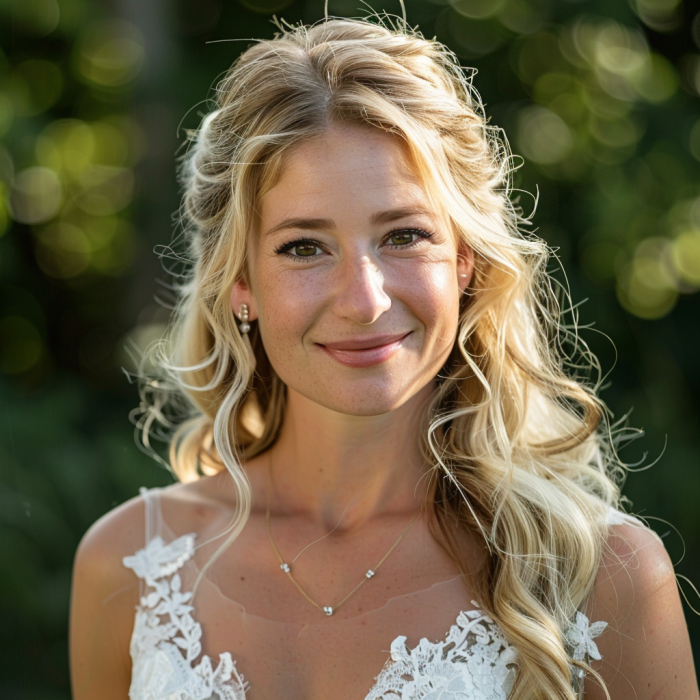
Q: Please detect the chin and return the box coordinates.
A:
[293,376,434,417]
[321,397,407,417]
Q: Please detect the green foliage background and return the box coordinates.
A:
[1,0,699,695]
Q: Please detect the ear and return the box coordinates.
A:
[457,246,474,292]
[230,278,259,322]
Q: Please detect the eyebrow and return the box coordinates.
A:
[263,206,435,237]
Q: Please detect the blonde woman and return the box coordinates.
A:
[69,17,698,700]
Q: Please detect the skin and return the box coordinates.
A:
[70,125,698,699]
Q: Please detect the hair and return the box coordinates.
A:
[135,15,627,699]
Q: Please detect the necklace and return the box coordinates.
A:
[265,459,422,617]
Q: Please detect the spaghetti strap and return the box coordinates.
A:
[139,486,163,545]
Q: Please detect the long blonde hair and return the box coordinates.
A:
[137,16,624,699]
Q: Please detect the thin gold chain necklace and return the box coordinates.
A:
[265,459,422,617]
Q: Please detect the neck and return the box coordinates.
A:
[266,383,434,531]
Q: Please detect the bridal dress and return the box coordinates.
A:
[123,487,624,700]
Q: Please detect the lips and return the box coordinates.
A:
[316,332,411,368]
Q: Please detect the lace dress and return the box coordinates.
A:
[123,488,612,700]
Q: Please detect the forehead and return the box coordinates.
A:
[259,125,433,221]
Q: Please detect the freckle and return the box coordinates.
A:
[240,576,245,581]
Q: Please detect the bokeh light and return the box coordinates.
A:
[35,119,97,176]
[74,20,145,88]
[9,167,63,224]
[516,31,567,84]
[498,0,551,34]
[12,115,145,280]
[518,105,573,164]
[436,10,508,57]
[671,230,700,286]
[5,0,60,37]
[34,117,142,177]
[33,222,92,279]
[33,216,136,279]
[631,0,683,32]
[617,237,680,319]
[74,167,134,216]
[451,0,507,20]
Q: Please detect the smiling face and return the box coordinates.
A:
[235,124,472,416]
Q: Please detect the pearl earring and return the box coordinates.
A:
[238,304,250,335]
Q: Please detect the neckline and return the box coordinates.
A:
[124,530,500,700]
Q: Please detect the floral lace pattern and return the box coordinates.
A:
[366,607,518,700]
[123,534,249,700]
[566,611,607,662]
[123,531,608,700]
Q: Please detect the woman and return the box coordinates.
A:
[69,16,698,700]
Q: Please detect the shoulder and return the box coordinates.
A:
[70,492,151,698]
[596,516,674,613]
[583,514,699,699]
[74,491,148,587]
[75,471,239,570]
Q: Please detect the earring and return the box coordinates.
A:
[238,304,250,335]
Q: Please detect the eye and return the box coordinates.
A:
[274,238,323,260]
[290,243,321,257]
[384,228,434,248]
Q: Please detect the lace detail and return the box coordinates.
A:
[565,611,608,662]
[123,534,249,700]
[123,528,608,699]
[366,606,518,700]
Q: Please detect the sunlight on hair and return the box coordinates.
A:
[127,14,648,699]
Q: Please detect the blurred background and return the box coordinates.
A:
[1,0,699,695]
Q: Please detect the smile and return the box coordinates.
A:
[316,332,412,368]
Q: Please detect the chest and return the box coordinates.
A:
[191,573,479,699]
[186,518,481,698]
[125,519,516,700]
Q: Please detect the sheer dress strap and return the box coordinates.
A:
[139,486,163,546]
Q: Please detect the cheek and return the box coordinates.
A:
[253,265,320,367]
[403,261,461,340]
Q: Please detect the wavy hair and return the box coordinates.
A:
[136,16,624,699]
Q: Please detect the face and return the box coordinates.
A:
[233,124,472,416]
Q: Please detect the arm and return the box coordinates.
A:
[584,521,699,699]
[69,496,145,700]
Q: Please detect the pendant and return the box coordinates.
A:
[323,606,334,616]
[365,569,375,578]
[280,563,290,573]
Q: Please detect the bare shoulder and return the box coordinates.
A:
[74,491,148,578]
[73,472,238,597]
[70,492,150,700]
[594,519,675,619]
[583,517,699,700]
[70,472,249,700]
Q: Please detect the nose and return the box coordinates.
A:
[333,255,391,325]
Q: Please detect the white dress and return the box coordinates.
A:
[123,488,613,700]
